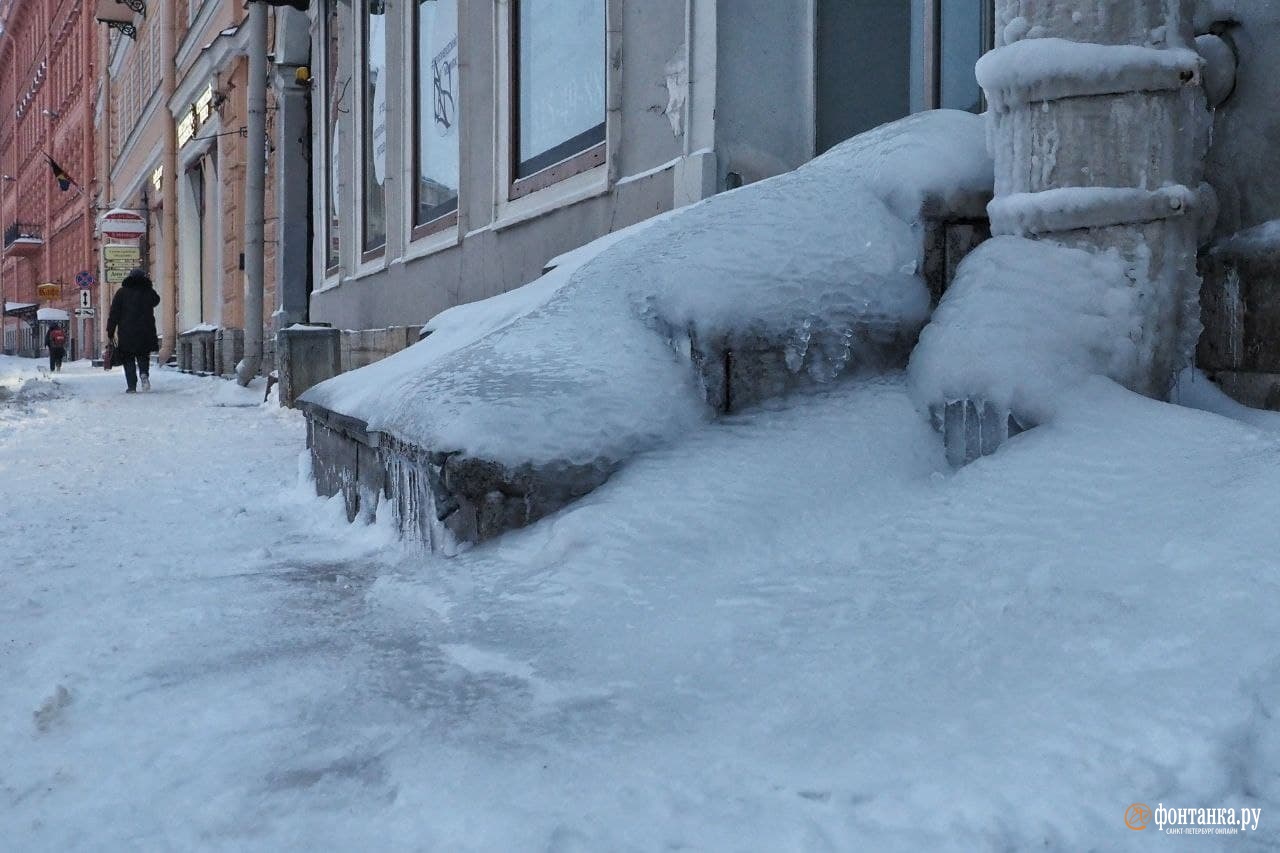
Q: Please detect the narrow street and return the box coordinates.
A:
[4,360,1280,850]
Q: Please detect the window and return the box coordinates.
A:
[511,0,605,191]
[324,2,347,272]
[361,0,387,256]
[412,0,459,233]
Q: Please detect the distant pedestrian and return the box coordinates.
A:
[44,323,67,372]
[106,269,160,394]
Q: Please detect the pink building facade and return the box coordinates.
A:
[0,0,99,359]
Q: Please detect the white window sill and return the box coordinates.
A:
[403,221,461,263]
[492,165,608,234]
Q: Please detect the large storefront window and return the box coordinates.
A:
[362,0,388,255]
[325,2,346,271]
[414,0,460,230]
[512,0,605,181]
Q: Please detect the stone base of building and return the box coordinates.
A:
[277,325,422,407]
[1198,228,1280,410]
[303,405,613,554]
[177,327,246,377]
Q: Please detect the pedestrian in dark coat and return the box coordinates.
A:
[107,269,160,393]
[44,323,67,371]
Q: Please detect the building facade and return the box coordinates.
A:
[1,0,98,359]
[92,0,309,377]
[302,0,995,345]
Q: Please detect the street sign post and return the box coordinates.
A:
[74,307,95,318]
[79,290,92,309]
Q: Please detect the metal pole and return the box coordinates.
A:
[157,0,179,364]
[237,1,267,385]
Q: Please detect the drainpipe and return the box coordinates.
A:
[235,1,267,386]
[158,0,178,364]
[946,0,1214,463]
[605,0,623,185]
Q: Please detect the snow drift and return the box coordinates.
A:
[909,236,1142,428]
[301,110,993,468]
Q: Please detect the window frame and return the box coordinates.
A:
[506,0,607,202]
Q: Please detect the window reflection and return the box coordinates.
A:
[415,0,460,228]
[514,0,605,179]
[941,0,987,113]
[362,0,387,253]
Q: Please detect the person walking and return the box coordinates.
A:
[106,269,160,393]
[44,323,67,372]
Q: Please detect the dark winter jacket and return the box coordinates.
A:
[107,270,160,355]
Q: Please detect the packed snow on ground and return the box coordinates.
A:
[301,110,992,466]
[0,353,64,416]
[3,357,1279,850]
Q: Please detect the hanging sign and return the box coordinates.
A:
[37,282,61,300]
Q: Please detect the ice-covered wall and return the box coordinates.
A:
[1196,1,1280,238]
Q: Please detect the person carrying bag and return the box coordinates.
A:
[106,269,161,393]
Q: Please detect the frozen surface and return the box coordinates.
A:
[302,110,991,465]
[977,38,1202,112]
[4,359,1280,850]
[988,185,1200,236]
[1212,218,1280,258]
[909,236,1140,425]
[1172,367,1280,430]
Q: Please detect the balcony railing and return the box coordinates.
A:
[3,222,42,249]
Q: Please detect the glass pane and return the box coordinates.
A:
[515,0,605,178]
[415,0,460,226]
[363,0,387,252]
[941,0,985,113]
[325,3,345,270]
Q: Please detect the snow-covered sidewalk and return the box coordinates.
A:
[2,358,1279,850]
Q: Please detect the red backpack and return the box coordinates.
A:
[50,328,66,347]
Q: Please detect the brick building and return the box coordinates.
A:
[0,0,98,358]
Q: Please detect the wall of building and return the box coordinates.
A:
[307,1,998,340]
[1198,1,1280,239]
[1,0,98,358]
[309,0,700,332]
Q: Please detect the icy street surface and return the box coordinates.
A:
[3,357,1280,851]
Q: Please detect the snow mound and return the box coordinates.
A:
[0,356,61,417]
[909,236,1141,426]
[302,110,992,466]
